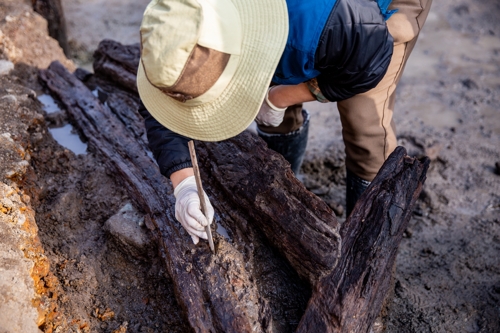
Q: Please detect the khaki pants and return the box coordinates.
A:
[258,0,433,181]
[339,0,433,181]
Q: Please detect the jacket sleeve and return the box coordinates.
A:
[138,101,192,179]
[314,0,394,101]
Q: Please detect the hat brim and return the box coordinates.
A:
[137,0,288,142]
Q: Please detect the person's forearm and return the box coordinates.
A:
[170,168,194,188]
[268,83,316,109]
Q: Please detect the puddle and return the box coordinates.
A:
[216,223,231,241]
[37,94,60,113]
[49,124,88,155]
[37,93,88,155]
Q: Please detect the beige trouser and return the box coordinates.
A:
[258,0,433,181]
[338,0,433,181]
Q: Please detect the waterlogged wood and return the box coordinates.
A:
[92,39,140,93]
[42,39,430,333]
[92,40,343,284]
[296,147,430,333]
[92,39,342,282]
[40,61,272,333]
[196,139,341,283]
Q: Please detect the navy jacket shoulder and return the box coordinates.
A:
[273,0,394,101]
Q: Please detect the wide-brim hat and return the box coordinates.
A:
[137,0,288,142]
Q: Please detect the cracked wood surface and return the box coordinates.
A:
[39,39,429,333]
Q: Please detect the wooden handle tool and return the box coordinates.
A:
[188,140,215,253]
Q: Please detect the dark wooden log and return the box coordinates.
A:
[196,139,341,283]
[92,40,141,93]
[40,60,340,332]
[32,0,69,55]
[41,39,430,333]
[296,147,430,333]
[39,61,273,333]
[91,40,343,284]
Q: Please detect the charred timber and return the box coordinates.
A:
[296,147,430,332]
[39,61,340,332]
[92,39,141,93]
[39,39,430,333]
[76,39,343,284]
[40,61,274,332]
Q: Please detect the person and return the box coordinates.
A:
[137,0,433,244]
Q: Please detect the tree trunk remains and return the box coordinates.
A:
[40,62,273,333]
[92,39,140,93]
[39,60,341,332]
[94,39,343,284]
[296,147,429,333]
[39,39,430,333]
[32,0,69,55]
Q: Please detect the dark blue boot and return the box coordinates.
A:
[257,109,310,175]
[345,169,371,217]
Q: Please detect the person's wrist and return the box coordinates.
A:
[265,87,287,111]
[171,168,194,189]
[268,83,315,109]
[267,85,288,109]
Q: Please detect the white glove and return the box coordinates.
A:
[255,87,287,127]
[173,176,214,244]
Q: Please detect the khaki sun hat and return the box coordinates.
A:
[137,0,289,142]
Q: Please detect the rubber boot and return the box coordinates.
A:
[346,169,371,217]
[257,109,310,175]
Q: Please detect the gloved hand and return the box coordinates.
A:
[173,175,214,244]
[255,87,287,127]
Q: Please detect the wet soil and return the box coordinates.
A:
[8,65,189,332]
[30,137,188,332]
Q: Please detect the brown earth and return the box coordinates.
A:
[1,0,499,332]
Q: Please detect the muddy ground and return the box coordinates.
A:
[1,0,499,332]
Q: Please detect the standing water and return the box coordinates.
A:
[38,93,88,155]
